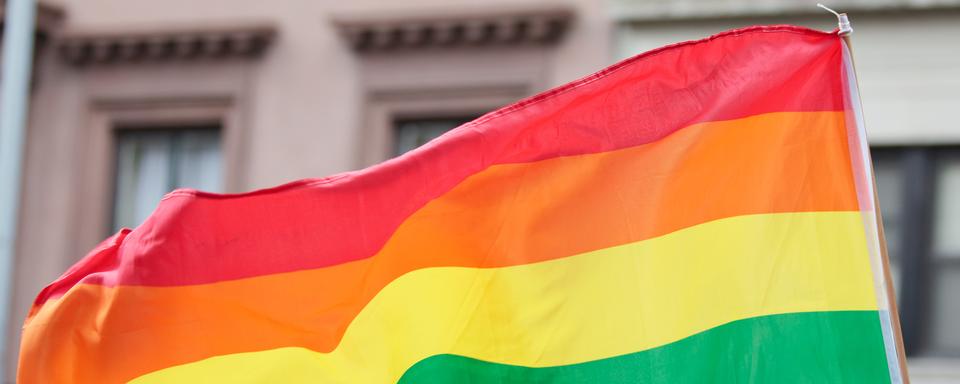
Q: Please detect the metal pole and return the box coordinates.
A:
[841,35,912,384]
[0,0,37,379]
[821,4,911,382]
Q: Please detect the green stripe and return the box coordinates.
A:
[398,311,890,383]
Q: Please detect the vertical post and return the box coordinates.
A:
[839,21,912,384]
[0,0,37,379]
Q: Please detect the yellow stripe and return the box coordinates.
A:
[132,211,878,383]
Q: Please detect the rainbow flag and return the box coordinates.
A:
[20,25,903,383]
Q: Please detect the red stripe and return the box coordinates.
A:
[34,26,843,306]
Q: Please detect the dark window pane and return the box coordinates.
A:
[933,153,960,256]
[873,147,960,356]
[394,117,474,156]
[930,151,960,355]
[874,151,904,297]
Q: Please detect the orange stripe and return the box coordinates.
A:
[20,111,857,383]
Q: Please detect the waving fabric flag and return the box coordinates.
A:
[20,25,903,383]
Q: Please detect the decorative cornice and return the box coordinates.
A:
[57,23,276,66]
[333,6,574,52]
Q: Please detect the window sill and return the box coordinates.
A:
[909,357,960,383]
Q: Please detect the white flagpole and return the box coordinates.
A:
[0,0,37,379]
[819,3,911,383]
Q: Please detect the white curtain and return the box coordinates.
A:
[113,129,222,231]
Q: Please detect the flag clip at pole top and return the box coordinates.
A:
[817,3,853,35]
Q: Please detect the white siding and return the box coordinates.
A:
[614,13,960,145]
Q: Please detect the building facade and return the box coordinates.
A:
[2,0,958,381]
[4,0,610,380]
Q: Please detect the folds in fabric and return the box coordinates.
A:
[19,25,892,384]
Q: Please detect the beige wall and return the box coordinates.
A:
[8,0,611,379]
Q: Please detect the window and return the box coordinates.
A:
[930,152,960,355]
[874,152,905,298]
[393,117,475,156]
[873,147,960,357]
[112,126,223,231]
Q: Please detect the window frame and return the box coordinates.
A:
[110,125,223,232]
[392,115,479,156]
[73,98,242,254]
[359,86,529,167]
[872,145,960,357]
